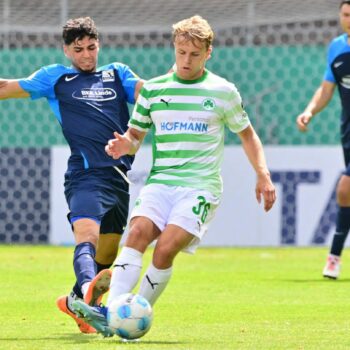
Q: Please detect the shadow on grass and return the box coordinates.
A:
[281,278,350,283]
[0,334,186,346]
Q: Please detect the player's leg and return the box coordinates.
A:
[106,184,170,306]
[70,233,121,299]
[95,233,121,267]
[323,173,350,279]
[138,224,194,306]
[56,169,120,332]
[74,184,181,333]
[73,216,160,338]
[138,186,219,306]
[72,218,100,294]
[70,168,129,303]
[96,233,120,264]
[106,216,161,305]
[72,222,182,338]
[69,198,127,302]
[71,218,112,308]
[95,198,130,271]
[58,231,121,333]
[56,217,106,334]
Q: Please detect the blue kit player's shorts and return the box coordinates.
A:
[343,147,350,177]
[64,166,130,234]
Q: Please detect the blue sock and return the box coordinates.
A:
[72,261,112,298]
[330,207,350,256]
[72,282,83,299]
[73,242,97,292]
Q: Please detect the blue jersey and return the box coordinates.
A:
[324,33,350,149]
[18,62,139,171]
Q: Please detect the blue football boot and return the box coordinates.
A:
[72,300,114,337]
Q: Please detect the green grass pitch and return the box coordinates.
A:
[1,245,350,350]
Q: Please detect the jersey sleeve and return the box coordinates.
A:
[17,65,60,100]
[323,41,336,83]
[128,84,153,132]
[224,84,250,133]
[112,63,140,104]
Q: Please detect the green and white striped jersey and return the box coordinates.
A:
[129,69,250,197]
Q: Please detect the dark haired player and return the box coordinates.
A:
[0,17,143,332]
[296,1,350,279]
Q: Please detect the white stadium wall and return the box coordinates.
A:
[50,146,343,247]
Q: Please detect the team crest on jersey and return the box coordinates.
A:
[102,69,115,82]
[202,98,216,110]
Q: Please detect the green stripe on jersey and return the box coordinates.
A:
[152,161,215,172]
[155,134,217,143]
[151,169,213,178]
[151,102,221,112]
[142,87,231,100]
[129,119,152,129]
[155,149,214,159]
[134,103,149,116]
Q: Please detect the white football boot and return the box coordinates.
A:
[322,254,340,279]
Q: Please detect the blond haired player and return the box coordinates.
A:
[73,15,276,337]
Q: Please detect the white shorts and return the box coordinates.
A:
[130,183,220,254]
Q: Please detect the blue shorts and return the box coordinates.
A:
[342,146,350,177]
[64,166,129,234]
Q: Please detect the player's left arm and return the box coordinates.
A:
[238,124,276,212]
[116,63,144,103]
[0,79,30,99]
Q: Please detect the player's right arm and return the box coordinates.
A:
[105,128,146,159]
[106,81,151,159]
[0,79,30,99]
[296,80,335,132]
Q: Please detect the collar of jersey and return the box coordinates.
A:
[173,69,208,84]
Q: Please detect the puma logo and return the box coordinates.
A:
[146,275,159,289]
[160,98,171,106]
[115,263,129,270]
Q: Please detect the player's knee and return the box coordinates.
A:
[337,180,350,205]
[128,224,143,240]
[337,190,350,206]
[73,219,100,246]
[126,225,149,251]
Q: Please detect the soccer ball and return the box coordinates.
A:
[107,293,153,340]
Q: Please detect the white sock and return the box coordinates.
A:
[107,247,143,306]
[138,263,173,306]
[81,282,90,298]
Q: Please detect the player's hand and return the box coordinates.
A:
[296,111,312,132]
[255,173,276,212]
[105,131,131,159]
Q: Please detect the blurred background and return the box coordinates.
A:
[0,0,343,246]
